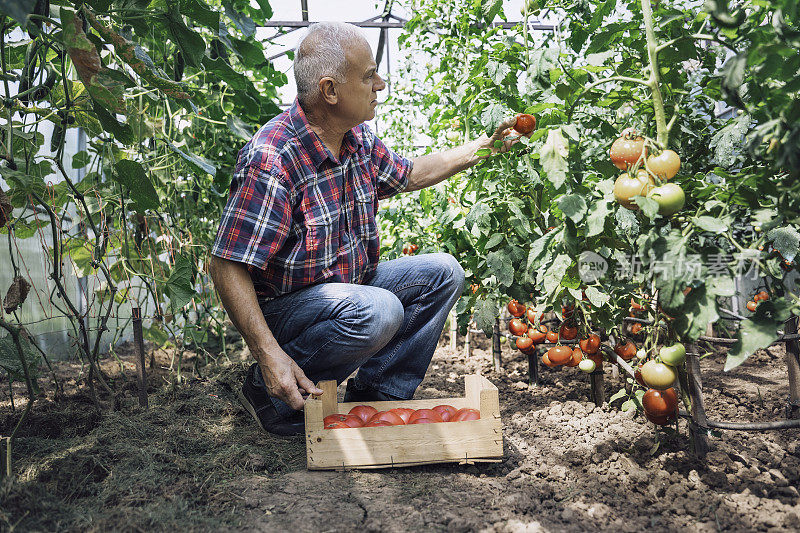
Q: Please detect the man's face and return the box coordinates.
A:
[335,39,385,125]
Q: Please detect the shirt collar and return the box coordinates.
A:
[290,98,362,168]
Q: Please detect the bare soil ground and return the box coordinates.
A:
[2,330,799,532]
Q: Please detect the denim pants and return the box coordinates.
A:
[252,253,465,418]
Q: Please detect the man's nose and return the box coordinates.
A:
[374,73,386,92]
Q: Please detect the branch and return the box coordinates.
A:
[567,75,651,121]
[656,33,737,54]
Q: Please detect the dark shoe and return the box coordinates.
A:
[343,378,405,402]
[238,363,304,436]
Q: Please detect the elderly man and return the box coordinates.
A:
[209,22,522,435]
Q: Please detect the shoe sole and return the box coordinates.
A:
[235,386,302,438]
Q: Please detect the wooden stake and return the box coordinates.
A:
[785,317,800,419]
[449,308,457,351]
[590,370,604,406]
[492,318,501,372]
[132,307,148,408]
[686,347,709,458]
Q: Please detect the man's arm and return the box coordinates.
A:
[405,116,523,192]
[208,255,322,410]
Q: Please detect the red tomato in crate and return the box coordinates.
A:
[349,405,378,423]
[451,408,481,422]
[363,420,393,427]
[323,414,363,428]
[432,405,457,422]
[408,409,444,424]
[366,411,405,426]
[409,418,437,424]
[389,407,415,424]
[325,421,351,429]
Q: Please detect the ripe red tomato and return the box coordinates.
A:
[746,300,757,312]
[323,414,363,428]
[516,335,533,351]
[646,149,680,180]
[567,347,583,367]
[367,410,405,426]
[610,135,647,170]
[541,353,557,368]
[509,318,528,336]
[348,405,378,423]
[513,113,536,135]
[452,408,481,421]
[630,322,643,335]
[634,364,646,387]
[561,304,574,319]
[529,325,547,344]
[547,345,573,365]
[432,405,457,422]
[588,353,603,370]
[325,421,351,429]
[579,334,601,354]
[755,290,769,301]
[559,321,578,341]
[388,407,415,424]
[507,299,526,317]
[645,410,675,426]
[614,340,637,361]
[526,308,538,324]
[545,330,559,343]
[409,418,437,424]
[630,298,644,311]
[363,419,393,427]
[408,409,444,424]
[642,388,678,418]
[614,170,655,210]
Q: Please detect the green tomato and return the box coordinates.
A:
[499,335,507,344]
[640,360,677,390]
[648,183,685,216]
[636,348,647,360]
[445,130,461,143]
[659,343,686,366]
[578,359,596,373]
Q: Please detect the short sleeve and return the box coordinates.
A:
[367,127,412,199]
[210,164,292,270]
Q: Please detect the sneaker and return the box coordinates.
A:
[343,378,405,403]
[238,363,304,436]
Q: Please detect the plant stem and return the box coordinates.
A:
[641,0,669,147]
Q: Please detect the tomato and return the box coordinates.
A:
[348,405,378,423]
[402,245,409,254]
[646,149,680,180]
[513,113,536,135]
[529,325,547,343]
[389,407,415,424]
[363,419,393,427]
[630,298,644,311]
[610,136,646,170]
[432,405,457,422]
[451,408,481,421]
[659,343,686,367]
[470,283,480,294]
[746,300,757,312]
[541,353,557,368]
[545,330,559,343]
[567,347,583,367]
[410,244,418,253]
[509,318,528,336]
[630,322,643,335]
[614,170,654,210]
[559,321,578,341]
[634,364,646,387]
[640,360,677,390]
[445,130,461,143]
[526,308,538,324]
[409,418,437,424]
[324,414,363,428]
[579,334,601,354]
[645,410,675,426]
[547,345,573,365]
[642,388,678,418]
[325,421,352,429]
[588,353,603,369]
[408,409,444,424]
[648,183,685,216]
[561,304,574,319]
[512,334,531,351]
[578,358,596,373]
[367,410,406,426]
[756,290,769,301]
[614,340,637,361]
[507,299,526,317]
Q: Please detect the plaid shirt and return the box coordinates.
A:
[211,99,412,299]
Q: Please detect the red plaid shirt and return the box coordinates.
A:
[211,99,412,299]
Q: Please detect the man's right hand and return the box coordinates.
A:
[257,348,323,411]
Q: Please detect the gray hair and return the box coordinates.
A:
[293,22,367,106]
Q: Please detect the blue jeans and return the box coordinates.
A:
[252,253,465,419]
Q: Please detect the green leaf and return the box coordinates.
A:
[615,208,639,236]
[253,0,273,19]
[485,233,504,250]
[584,286,610,308]
[0,333,40,389]
[224,2,255,37]
[0,0,37,29]
[540,129,569,189]
[180,0,220,29]
[487,250,514,287]
[609,388,627,404]
[481,0,504,23]
[72,151,91,169]
[481,102,508,137]
[586,199,611,237]
[0,167,46,199]
[692,216,728,234]
[165,141,218,175]
[113,160,159,212]
[543,254,572,296]
[473,296,498,337]
[166,253,196,310]
[92,103,136,145]
[226,115,254,141]
[165,3,206,68]
[724,300,792,370]
[767,226,800,263]
[557,194,587,223]
[635,196,660,220]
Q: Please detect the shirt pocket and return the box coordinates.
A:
[301,184,340,255]
[352,175,377,242]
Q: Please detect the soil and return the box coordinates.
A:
[2,329,800,532]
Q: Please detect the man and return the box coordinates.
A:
[209,22,523,435]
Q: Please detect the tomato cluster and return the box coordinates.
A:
[402,243,419,255]
[324,405,480,429]
[746,290,769,312]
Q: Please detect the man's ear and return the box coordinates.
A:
[318,77,338,105]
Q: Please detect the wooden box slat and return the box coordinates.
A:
[304,374,503,470]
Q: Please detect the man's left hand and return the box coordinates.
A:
[483,116,532,155]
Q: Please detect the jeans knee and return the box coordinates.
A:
[348,289,404,353]
[434,253,465,294]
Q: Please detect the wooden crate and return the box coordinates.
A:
[305,374,503,470]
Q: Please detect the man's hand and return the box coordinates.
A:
[257,348,323,411]
[484,116,532,155]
